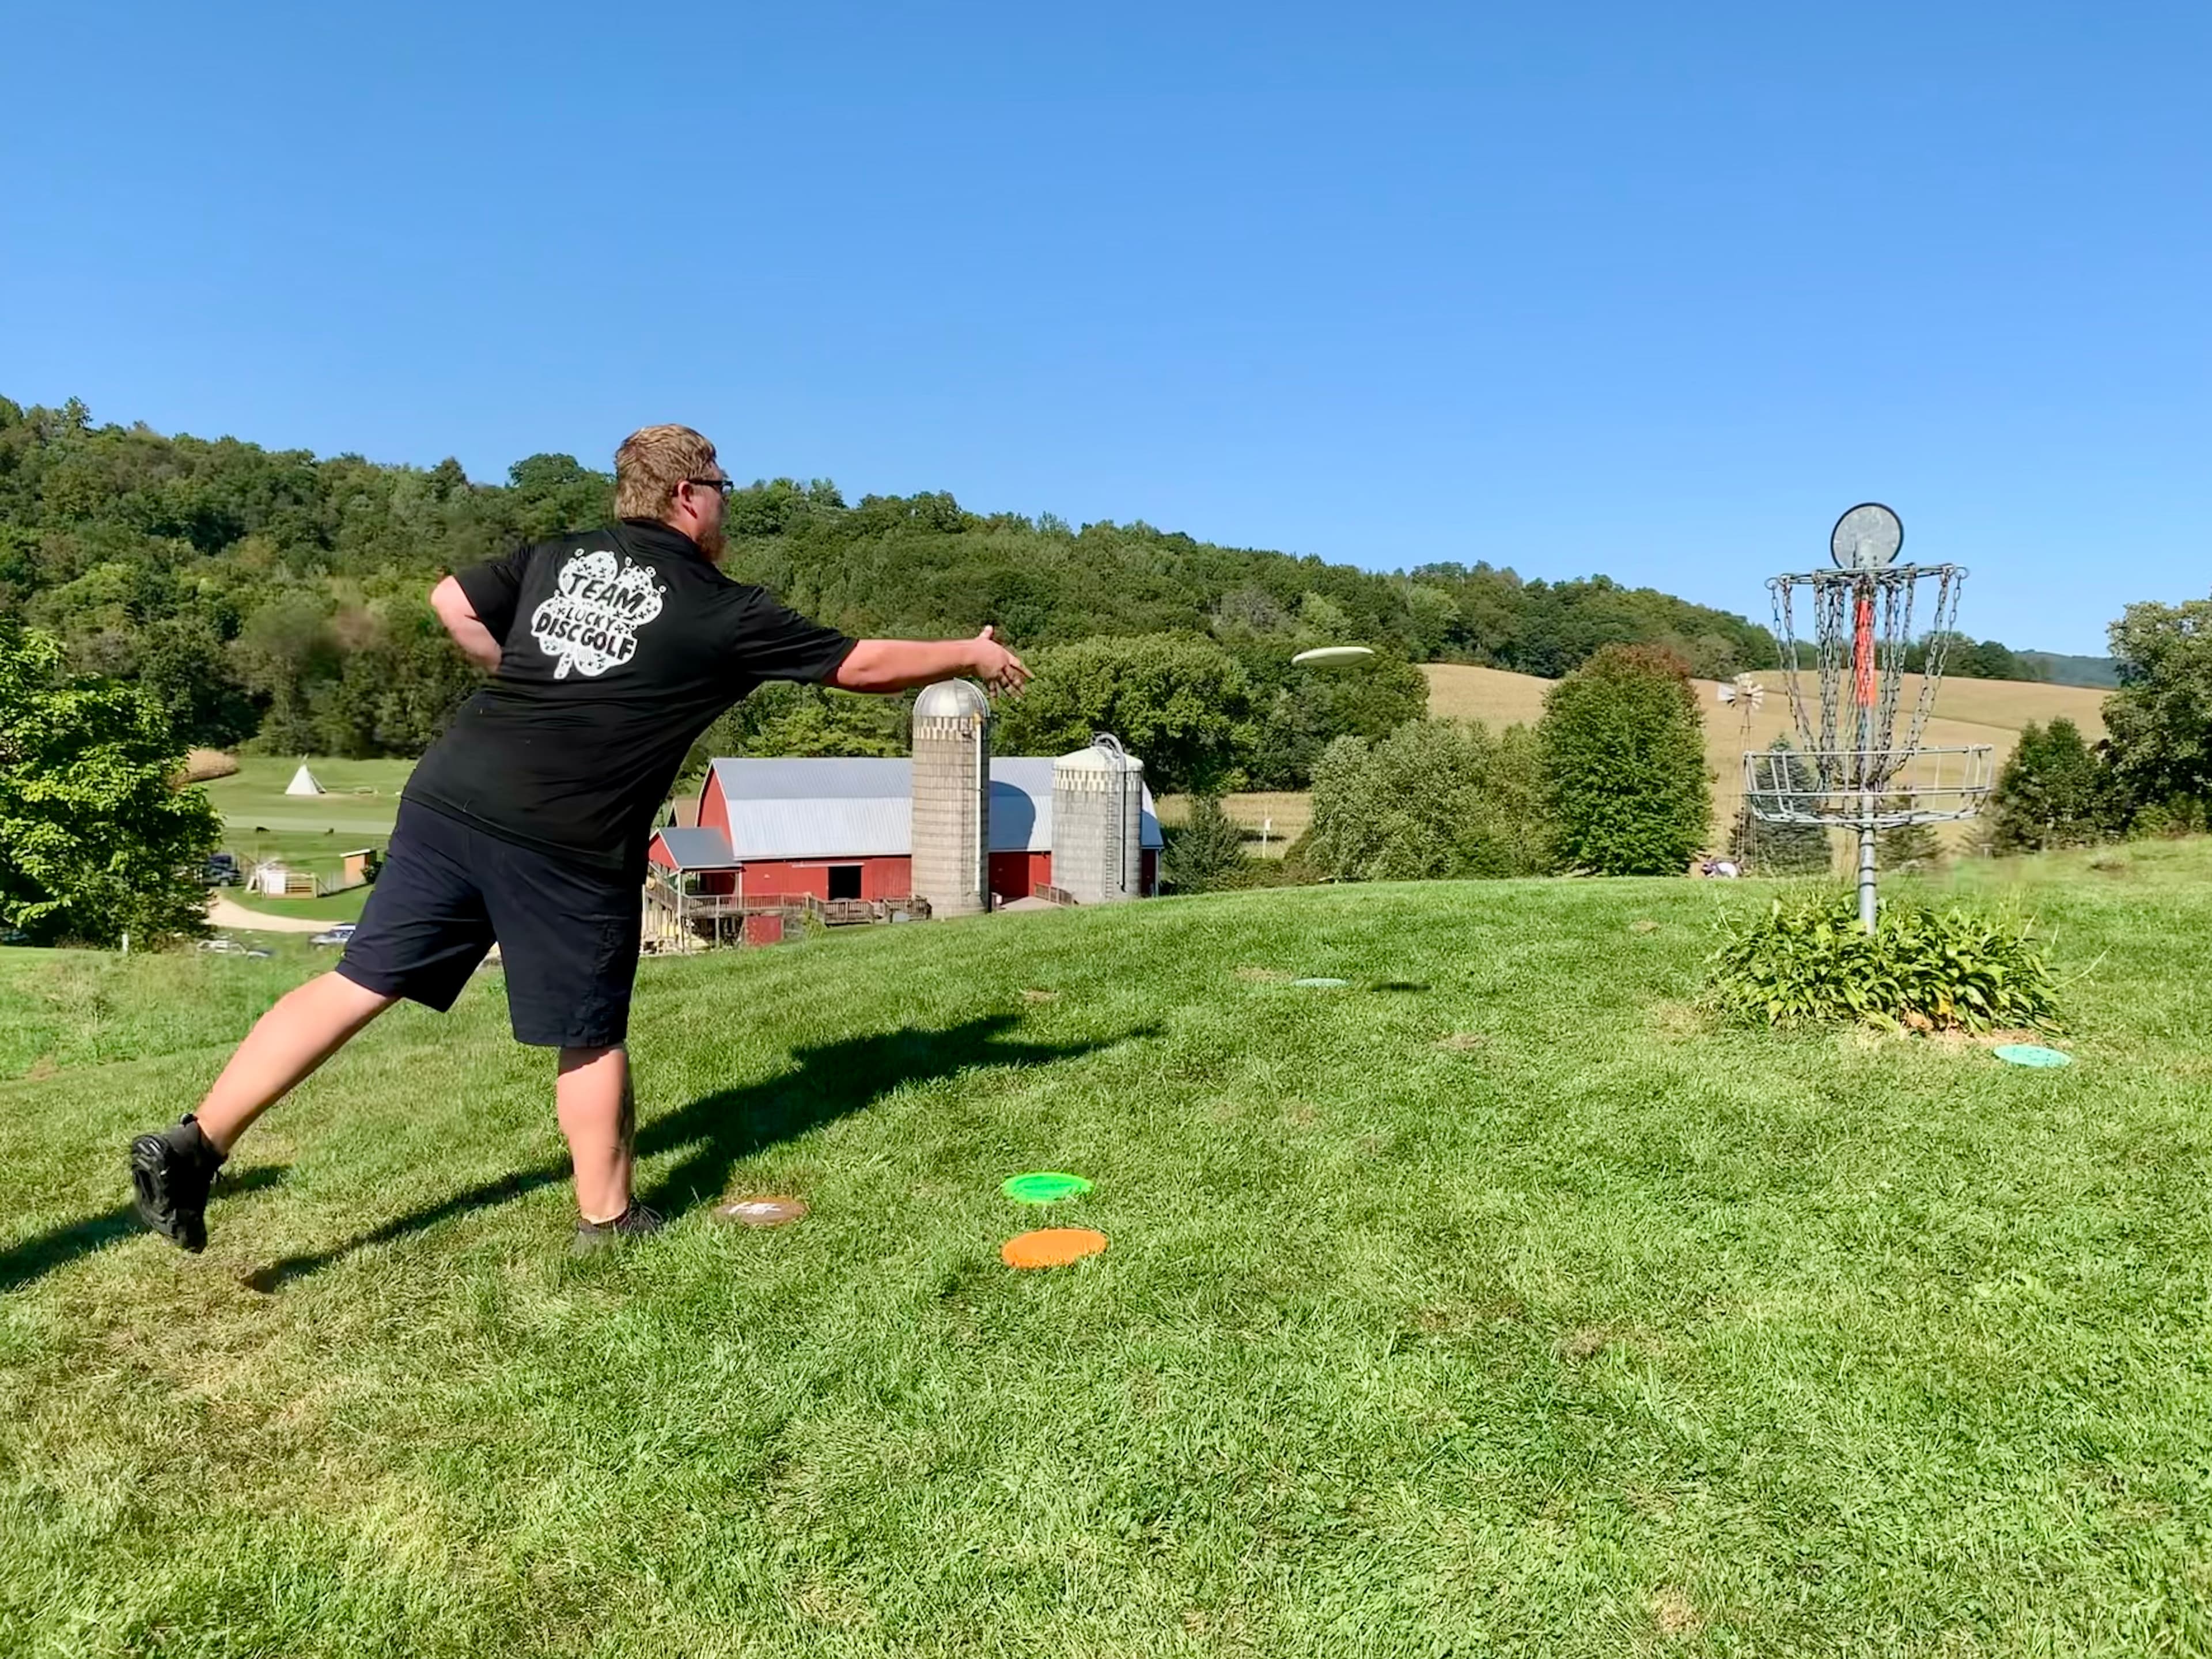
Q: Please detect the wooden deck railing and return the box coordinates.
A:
[643,874,930,945]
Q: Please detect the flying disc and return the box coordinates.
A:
[1290,977,1349,988]
[713,1195,808,1226]
[1993,1043,2071,1069]
[1291,646,1376,668]
[1001,1171,1092,1203]
[1001,1228,1108,1269]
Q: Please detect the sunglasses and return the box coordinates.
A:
[683,477,734,498]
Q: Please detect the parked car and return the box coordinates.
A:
[310,923,358,948]
[203,853,243,887]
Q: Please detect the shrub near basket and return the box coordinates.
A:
[1706,891,2062,1033]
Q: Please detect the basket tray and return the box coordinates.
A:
[1742,744,1993,827]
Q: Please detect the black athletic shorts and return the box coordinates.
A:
[336,800,642,1048]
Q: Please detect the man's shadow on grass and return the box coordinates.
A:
[245,1012,1150,1293]
[0,1167,288,1296]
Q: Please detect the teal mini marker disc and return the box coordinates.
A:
[1290,977,1350,988]
[1993,1043,2072,1068]
[1002,1171,1092,1203]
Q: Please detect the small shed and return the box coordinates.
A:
[252,861,318,899]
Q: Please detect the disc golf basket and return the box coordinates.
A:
[1746,504,1993,931]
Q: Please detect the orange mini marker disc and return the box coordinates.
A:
[1000,1228,1108,1269]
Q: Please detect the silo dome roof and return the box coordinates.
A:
[913,679,991,719]
[1055,741,1143,773]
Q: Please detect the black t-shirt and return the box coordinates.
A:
[405,519,855,873]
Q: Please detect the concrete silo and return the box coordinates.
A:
[1051,734,1145,903]
[910,679,991,916]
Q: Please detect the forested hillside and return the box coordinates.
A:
[3,396,2075,764]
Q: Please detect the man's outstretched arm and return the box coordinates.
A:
[831,626,1029,697]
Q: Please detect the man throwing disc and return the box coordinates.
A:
[128,424,1028,1255]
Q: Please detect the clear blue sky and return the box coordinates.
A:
[5,2,2205,654]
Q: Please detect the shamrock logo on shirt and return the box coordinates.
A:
[529,550,667,679]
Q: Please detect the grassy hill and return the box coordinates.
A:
[5,847,2209,1654]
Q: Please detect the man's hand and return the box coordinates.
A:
[830,630,1032,696]
[969,626,1030,697]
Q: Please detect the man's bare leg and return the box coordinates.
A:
[194,971,399,1152]
[557,1045,635,1224]
[130,969,397,1251]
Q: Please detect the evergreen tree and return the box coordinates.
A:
[1988,717,2120,851]
[1161,795,1252,893]
[1728,739,1832,874]
[1877,806,1944,872]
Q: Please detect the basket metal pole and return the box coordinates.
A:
[1853,576,1878,932]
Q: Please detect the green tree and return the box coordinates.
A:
[2101,597,2212,816]
[304,597,486,758]
[722,683,909,759]
[506,453,612,540]
[1537,645,1710,876]
[674,684,912,800]
[1728,739,1832,874]
[1877,809,1944,872]
[0,622,219,946]
[1906,631,2043,681]
[1160,795,1251,893]
[994,634,1255,794]
[136,615,259,749]
[1233,644,1430,790]
[1305,719,1554,882]
[1988,717,2120,853]
[229,593,340,754]
[363,596,488,755]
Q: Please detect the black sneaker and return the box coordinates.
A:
[571,1199,664,1256]
[129,1116,226,1253]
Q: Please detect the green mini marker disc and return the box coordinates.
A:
[1993,1043,2072,1068]
[1290,977,1350,988]
[1002,1171,1093,1203]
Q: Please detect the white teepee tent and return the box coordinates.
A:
[285,763,326,797]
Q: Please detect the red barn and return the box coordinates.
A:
[647,756,1162,911]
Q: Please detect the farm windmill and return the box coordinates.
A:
[1715,673,1766,734]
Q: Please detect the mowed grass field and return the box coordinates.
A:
[1153,790,1311,851]
[200,757,414,841]
[5,844,2210,1655]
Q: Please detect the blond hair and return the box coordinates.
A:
[613,424,718,520]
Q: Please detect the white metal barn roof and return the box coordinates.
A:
[653,828,746,871]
